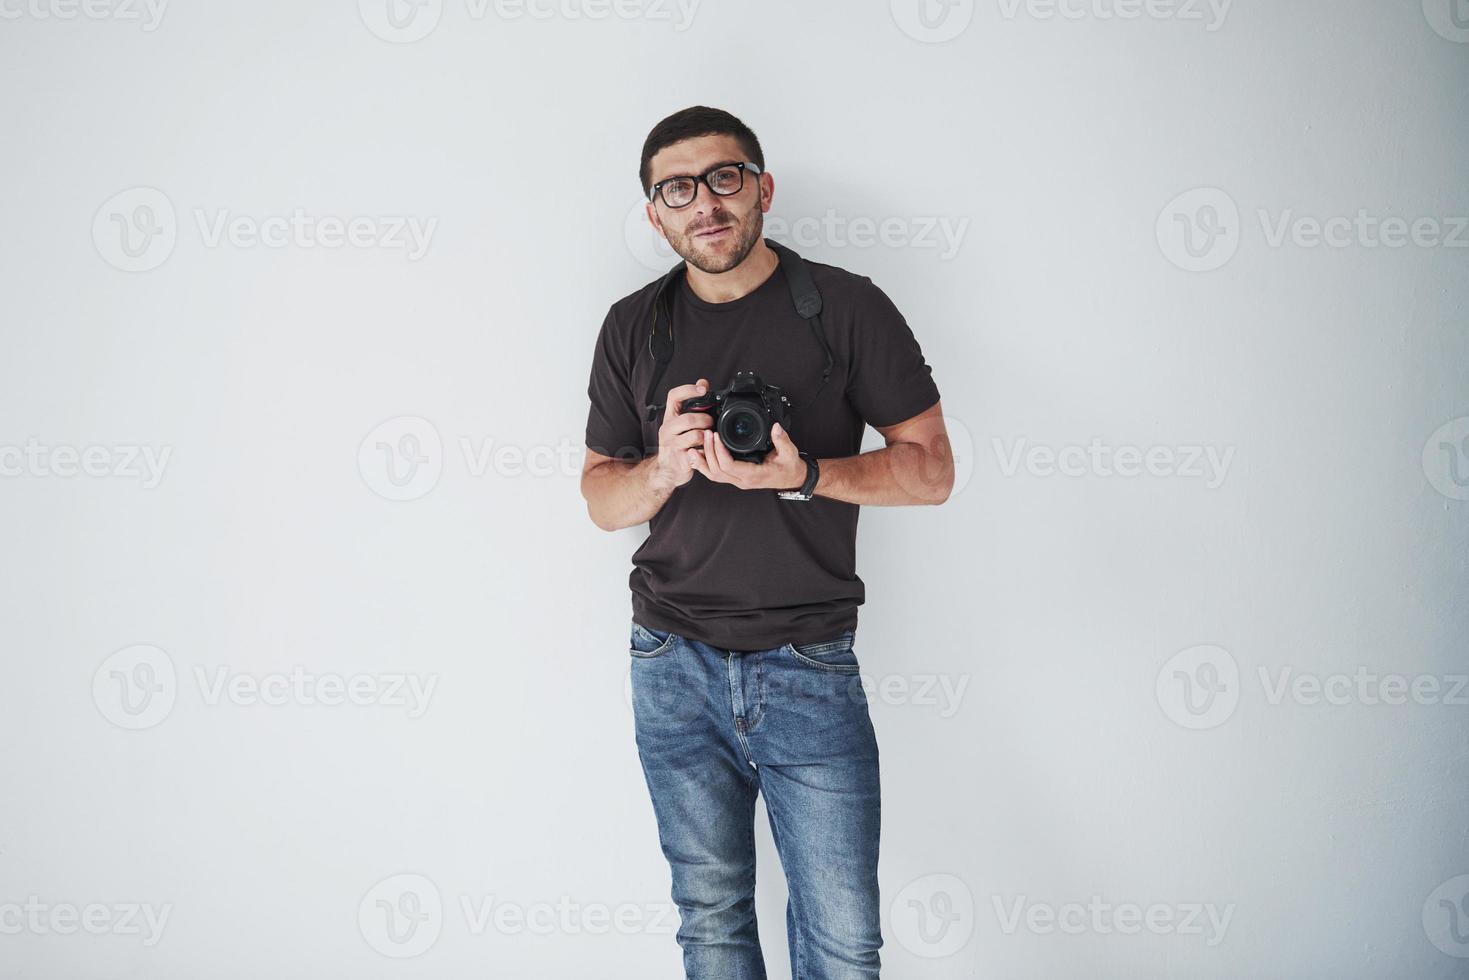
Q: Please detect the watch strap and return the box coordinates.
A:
[777,452,819,501]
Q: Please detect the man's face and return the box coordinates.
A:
[646,135,770,274]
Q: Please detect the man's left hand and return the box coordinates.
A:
[690,422,807,492]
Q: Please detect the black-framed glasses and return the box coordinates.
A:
[648,161,762,209]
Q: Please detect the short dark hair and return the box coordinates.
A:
[639,106,764,199]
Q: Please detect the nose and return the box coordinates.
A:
[689,180,720,213]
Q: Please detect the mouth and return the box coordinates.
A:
[696,225,732,240]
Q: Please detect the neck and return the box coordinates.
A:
[683,238,779,304]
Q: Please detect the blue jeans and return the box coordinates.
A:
[629,619,883,979]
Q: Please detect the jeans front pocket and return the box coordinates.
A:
[785,631,860,672]
[630,620,677,659]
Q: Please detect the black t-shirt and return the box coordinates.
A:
[584,252,941,651]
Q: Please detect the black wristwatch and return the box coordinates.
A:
[777,452,819,501]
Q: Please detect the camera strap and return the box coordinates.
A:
[642,237,834,422]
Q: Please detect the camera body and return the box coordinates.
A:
[678,371,791,463]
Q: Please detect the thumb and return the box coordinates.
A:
[771,422,794,449]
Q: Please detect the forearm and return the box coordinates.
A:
[815,440,953,506]
[582,456,679,531]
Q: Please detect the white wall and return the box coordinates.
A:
[1,1,1466,977]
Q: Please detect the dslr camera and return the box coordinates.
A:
[678,371,791,463]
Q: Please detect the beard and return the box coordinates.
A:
[668,208,764,274]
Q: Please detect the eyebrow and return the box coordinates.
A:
[651,160,744,185]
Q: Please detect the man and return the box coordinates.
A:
[581,105,954,979]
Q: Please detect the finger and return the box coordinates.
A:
[709,429,747,478]
[769,421,796,458]
[700,431,729,482]
[687,446,709,475]
[670,411,715,436]
[667,429,708,452]
[665,378,710,419]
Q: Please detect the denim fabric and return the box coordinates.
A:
[629,618,882,979]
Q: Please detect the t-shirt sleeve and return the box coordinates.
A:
[584,304,645,460]
[845,277,942,428]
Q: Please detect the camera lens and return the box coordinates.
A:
[719,404,766,453]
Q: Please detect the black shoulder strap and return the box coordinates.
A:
[642,239,833,421]
[768,238,822,319]
[642,259,687,421]
[767,238,834,413]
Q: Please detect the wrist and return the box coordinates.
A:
[777,453,820,500]
[646,456,678,495]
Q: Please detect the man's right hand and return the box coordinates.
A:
[652,377,714,491]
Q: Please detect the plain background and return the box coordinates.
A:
[2,1,1467,977]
